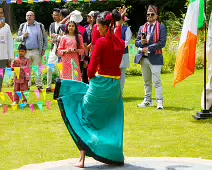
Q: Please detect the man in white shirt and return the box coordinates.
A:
[0,7,14,106]
[46,8,61,92]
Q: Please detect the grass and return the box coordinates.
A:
[1,70,212,170]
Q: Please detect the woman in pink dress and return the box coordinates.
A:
[58,21,84,81]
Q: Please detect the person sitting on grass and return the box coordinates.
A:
[12,44,30,105]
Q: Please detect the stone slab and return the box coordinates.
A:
[17,157,212,170]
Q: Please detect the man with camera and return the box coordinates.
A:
[135,5,167,110]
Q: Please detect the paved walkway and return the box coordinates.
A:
[17,157,212,170]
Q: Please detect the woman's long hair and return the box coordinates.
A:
[92,11,100,26]
[91,11,100,30]
[96,9,121,34]
[65,21,80,49]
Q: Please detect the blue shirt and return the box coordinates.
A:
[25,22,39,50]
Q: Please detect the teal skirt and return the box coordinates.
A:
[54,76,124,165]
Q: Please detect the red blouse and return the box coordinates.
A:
[12,57,30,83]
[91,24,101,45]
[88,26,125,79]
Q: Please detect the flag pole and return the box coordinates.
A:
[204,0,207,110]
[193,0,212,119]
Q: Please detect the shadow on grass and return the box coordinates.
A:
[164,107,193,111]
[86,163,155,170]
[123,97,142,102]
[190,116,212,124]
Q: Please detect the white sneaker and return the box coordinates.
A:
[11,102,18,106]
[137,100,154,108]
[157,100,164,110]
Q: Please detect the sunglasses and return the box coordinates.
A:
[147,13,155,17]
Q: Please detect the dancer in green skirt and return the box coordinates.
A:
[54,8,126,168]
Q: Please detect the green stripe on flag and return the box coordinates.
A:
[198,0,204,28]
[190,0,204,28]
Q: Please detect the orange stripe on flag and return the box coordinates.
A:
[174,31,198,87]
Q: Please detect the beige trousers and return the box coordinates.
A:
[140,58,163,101]
[25,49,43,87]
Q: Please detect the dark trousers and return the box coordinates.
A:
[0,59,9,92]
[80,61,89,84]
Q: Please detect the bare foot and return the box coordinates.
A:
[75,161,84,168]
[75,150,85,168]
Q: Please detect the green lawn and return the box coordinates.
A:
[1,70,212,170]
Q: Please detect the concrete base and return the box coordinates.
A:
[18,157,212,170]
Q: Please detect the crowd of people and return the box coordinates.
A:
[0,4,168,167]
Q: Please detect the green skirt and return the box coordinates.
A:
[54,76,124,165]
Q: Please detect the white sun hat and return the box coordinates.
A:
[88,11,95,17]
[70,10,83,23]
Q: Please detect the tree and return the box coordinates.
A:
[11,2,64,31]
[2,2,14,31]
[8,0,187,34]
[123,0,187,34]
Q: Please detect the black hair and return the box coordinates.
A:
[96,9,121,34]
[60,9,69,18]
[53,8,60,13]
[97,9,121,27]
[65,21,80,49]
[90,11,100,32]
[112,9,121,22]
[93,11,100,21]
[97,11,110,27]
[18,44,27,51]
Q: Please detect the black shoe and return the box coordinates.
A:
[37,86,43,91]
[53,79,61,100]
[46,87,52,93]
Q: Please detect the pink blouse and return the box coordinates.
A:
[58,34,85,57]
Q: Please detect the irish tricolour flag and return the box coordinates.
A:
[174,0,204,86]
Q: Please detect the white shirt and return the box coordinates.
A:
[55,22,60,33]
[114,26,132,47]
[124,27,132,48]
[146,21,156,40]
[0,24,14,60]
[120,26,132,68]
[49,22,61,61]
[147,21,156,33]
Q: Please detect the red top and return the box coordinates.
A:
[78,25,86,36]
[91,24,101,45]
[88,26,125,79]
[12,57,30,83]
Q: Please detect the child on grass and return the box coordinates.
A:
[12,44,30,105]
